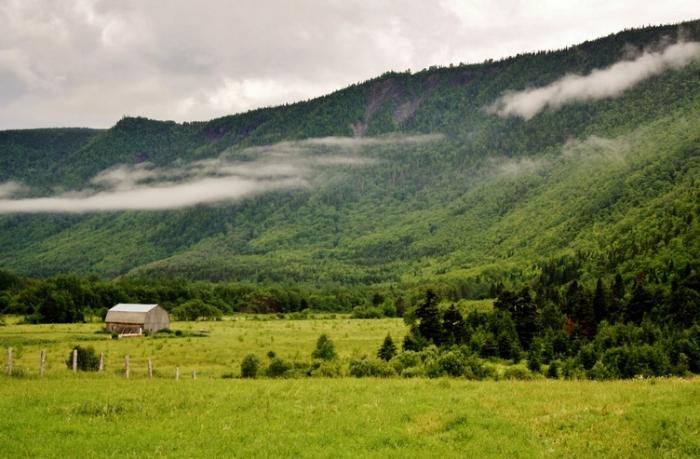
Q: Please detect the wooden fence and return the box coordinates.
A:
[4,346,195,380]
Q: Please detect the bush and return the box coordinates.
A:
[311,334,337,360]
[546,360,560,379]
[309,360,342,377]
[502,367,537,380]
[65,346,100,371]
[240,354,260,378]
[462,354,495,380]
[390,350,422,373]
[436,351,466,377]
[172,300,223,321]
[527,347,542,373]
[400,366,424,378]
[351,306,383,319]
[402,332,428,352]
[348,357,396,377]
[266,357,291,378]
[588,361,613,380]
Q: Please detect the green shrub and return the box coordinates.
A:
[309,360,342,377]
[65,346,100,372]
[351,306,383,319]
[462,355,495,380]
[546,360,560,379]
[240,354,260,379]
[348,357,396,377]
[400,366,424,378]
[390,350,422,373]
[502,367,536,380]
[436,351,466,377]
[561,358,586,380]
[172,300,223,321]
[266,358,291,378]
[311,334,337,361]
[527,348,542,373]
[588,361,613,380]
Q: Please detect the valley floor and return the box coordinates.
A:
[1,318,699,457]
[0,377,698,458]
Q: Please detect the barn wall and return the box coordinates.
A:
[144,307,170,332]
[106,322,143,334]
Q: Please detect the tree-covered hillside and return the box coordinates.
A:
[0,19,699,296]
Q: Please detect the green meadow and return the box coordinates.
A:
[1,317,700,458]
[0,316,408,378]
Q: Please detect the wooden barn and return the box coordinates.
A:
[105,304,170,334]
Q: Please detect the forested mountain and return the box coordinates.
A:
[1,19,699,298]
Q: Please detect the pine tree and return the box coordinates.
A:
[609,274,626,322]
[442,304,466,344]
[377,334,397,361]
[625,281,654,324]
[311,333,337,360]
[416,290,443,345]
[592,278,608,322]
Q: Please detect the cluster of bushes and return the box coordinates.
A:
[236,333,536,380]
[171,299,223,321]
[240,334,343,379]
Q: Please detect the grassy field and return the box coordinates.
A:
[0,316,407,378]
[1,317,700,457]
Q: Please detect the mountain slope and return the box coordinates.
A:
[0,20,699,291]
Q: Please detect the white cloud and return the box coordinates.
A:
[489,41,700,119]
[0,1,698,128]
[0,133,437,213]
[0,181,27,198]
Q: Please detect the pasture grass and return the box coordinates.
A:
[0,377,698,458]
[1,317,699,457]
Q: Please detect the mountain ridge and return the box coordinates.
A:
[0,19,699,293]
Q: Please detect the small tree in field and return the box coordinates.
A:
[312,334,337,360]
[241,354,260,378]
[66,346,100,371]
[377,334,397,361]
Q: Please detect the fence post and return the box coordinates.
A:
[39,350,46,377]
[147,359,153,379]
[192,370,197,380]
[72,349,77,373]
[7,347,12,376]
[175,367,180,381]
[99,352,104,372]
[124,355,130,379]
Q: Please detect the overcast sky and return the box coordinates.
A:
[1,0,698,129]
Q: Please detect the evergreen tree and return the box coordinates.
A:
[377,333,397,361]
[416,290,443,345]
[311,334,337,360]
[625,282,654,324]
[610,274,626,322]
[442,304,466,344]
[495,287,539,349]
[527,344,542,373]
[592,278,609,323]
[546,360,560,379]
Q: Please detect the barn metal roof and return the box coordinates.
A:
[105,304,161,324]
[109,304,158,313]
